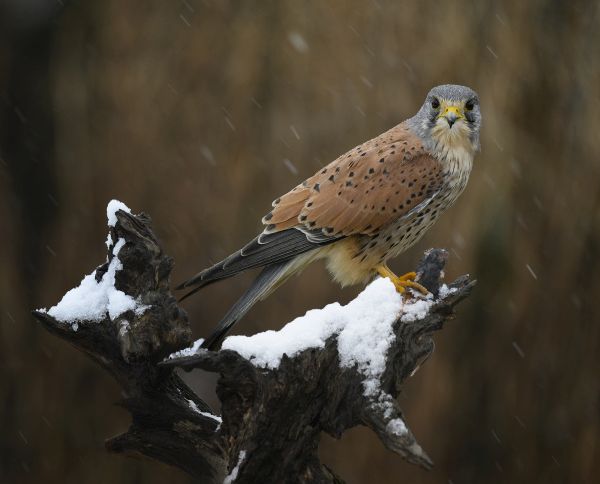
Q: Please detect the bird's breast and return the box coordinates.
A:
[320,150,474,288]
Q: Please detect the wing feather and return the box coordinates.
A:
[303,150,442,234]
[262,122,444,239]
[178,228,340,292]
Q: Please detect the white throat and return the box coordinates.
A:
[429,121,475,175]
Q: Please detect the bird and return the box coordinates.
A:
[178,84,482,350]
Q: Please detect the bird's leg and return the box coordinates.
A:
[376,265,429,295]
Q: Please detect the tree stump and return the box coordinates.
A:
[33,203,475,483]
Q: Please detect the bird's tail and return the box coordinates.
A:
[176,228,333,302]
[201,260,298,350]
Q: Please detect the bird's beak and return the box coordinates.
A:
[439,105,464,128]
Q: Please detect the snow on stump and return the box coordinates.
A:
[33,202,475,484]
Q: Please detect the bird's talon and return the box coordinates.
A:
[394,283,406,294]
[376,266,429,296]
[397,271,417,282]
[393,279,429,296]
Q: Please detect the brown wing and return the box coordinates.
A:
[262,182,312,231]
[263,123,444,238]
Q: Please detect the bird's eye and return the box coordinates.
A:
[431,98,440,109]
[465,100,475,111]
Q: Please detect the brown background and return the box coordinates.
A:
[1,0,599,483]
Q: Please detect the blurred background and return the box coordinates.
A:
[1,0,599,483]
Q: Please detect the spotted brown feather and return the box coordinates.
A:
[265,123,443,238]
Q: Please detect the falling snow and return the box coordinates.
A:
[525,264,538,280]
[288,31,308,53]
[283,158,298,175]
[486,45,499,59]
[512,341,525,358]
[289,125,300,140]
[201,145,216,165]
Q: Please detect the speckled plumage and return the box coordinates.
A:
[180,84,482,349]
[262,85,480,286]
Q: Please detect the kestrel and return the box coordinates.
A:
[179,84,481,350]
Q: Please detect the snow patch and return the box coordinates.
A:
[187,399,222,426]
[222,278,401,375]
[134,303,151,316]
[168,338,205,359]
[223,450,246,484]
[118,320,130,338]
[439,283,457,298]
[371,392,396,418]
[222,278,435,397]
[386,418,408,436]
[39,200,149,327]
[107,199,131,227]
[400,296,434,322]
[336,279,403,396]
[401,282,459,322]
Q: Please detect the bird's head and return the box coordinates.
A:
[409,84,481,157]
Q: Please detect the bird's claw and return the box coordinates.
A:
[376,267,429,297]
[393,279,429,296]
[392,272,429,296]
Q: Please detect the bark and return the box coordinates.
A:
[33,208,475,484]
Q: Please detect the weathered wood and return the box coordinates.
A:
[33,208,474,483]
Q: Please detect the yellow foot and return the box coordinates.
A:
[376,266,429,295]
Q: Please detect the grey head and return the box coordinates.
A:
[407,84,482,153]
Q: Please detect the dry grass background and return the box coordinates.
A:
[1,0,600,483]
